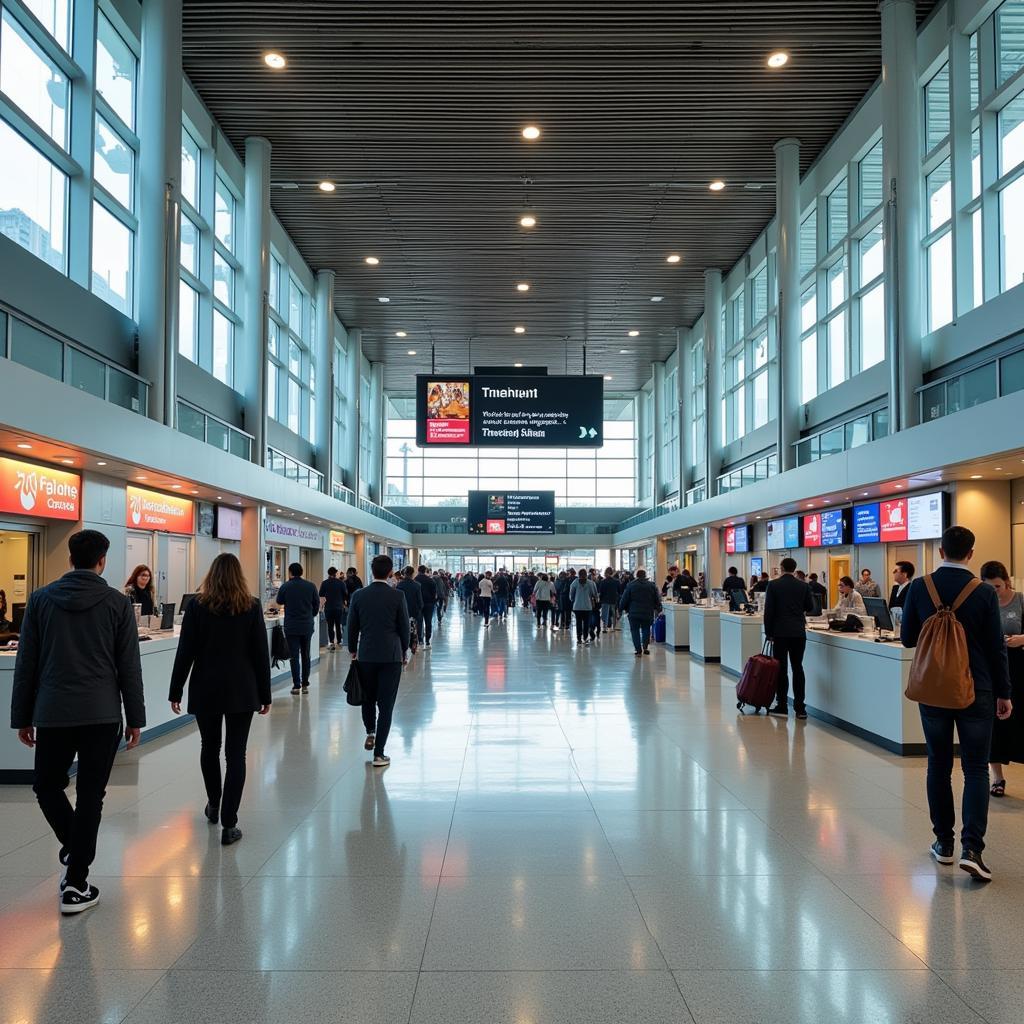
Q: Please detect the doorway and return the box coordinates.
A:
[164,536,192,609]
[0,525,39,632]
[126,531,153,587]
[828,554,851,608]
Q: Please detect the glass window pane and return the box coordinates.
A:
[928,232,954,329]
[91,202,132,315]
[179,280,197,360]
[799,209,817,279]
[180,213,199,275]
[800,286,816,332]
[999,92,1024,175]
[10,318,62,379]
[1,10,68,147]
[753,332,768,369]
[860,223,883,284]
[108,367,145,413]
[970,32,979,111]
[801,333,817,404]
[860,283,885,370]
[177,402,205,441]
[67,347,105,399]
[925,62,950,152]
[207,418,229,452]
[751,266,768,324]
[229,430,250,459]
[213,250,232,305]
[214,176,234,250]
[873,408,889,438]
[0,121,66,272]
[827,257,846,312]
[288,378,300,433]
[22,0,71,50]
[96,12,136,130]
[922,381,946,421]
[289,278,302,333]
[269,257,281,312]
[859,139,883,216]
[820,426,844,458]
[973,207,983,308]
[927,158,952,231]
[947,363,997,413]
[827,177,848,250]
[1001,348,1024,396]
[288,340,301,375]
[1001,174,1024,292]
[972,127,981,201]
[828,313,846,388]
[998,0,1024,84]
[753,371,769,428]
[181,128,200,208]
[267,361,278,419]
[212,310,232,385]
[94,116,133,210]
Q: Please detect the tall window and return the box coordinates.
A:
[923,60,954,331]
[689,335,705,473]
[332,337,348,482]
[660,362,679,491]
[267,257,314,438]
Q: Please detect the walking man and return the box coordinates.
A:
[415,565,437,646]
[276,563,320,694]
[618,568,662,656]
[319,566,348,651]
[11,530,145,914]
[763,556,816,719]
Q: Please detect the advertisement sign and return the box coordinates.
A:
[734,525,750,553]
[724,526,737,555]
[907,491,946,540]
[329,530,348,551]
[819,508,849,546]
[0,456,80,521]
[265,518,323,548]
[767,516,800,550]
[215,506,243,541]
[879,498,909,542]
[852,503,881,544]
[126,486,193,534]
[417,374,604,448]
[750,557,764,577]
[802,513,822,548]
[468,491,555,535]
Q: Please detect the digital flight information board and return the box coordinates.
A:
[467,491,556,535]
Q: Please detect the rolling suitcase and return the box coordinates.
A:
[652,613,666,644]
[736,639,780,714]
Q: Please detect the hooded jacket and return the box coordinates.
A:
[11,570,145,729]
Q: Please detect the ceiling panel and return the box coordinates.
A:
[182,0,938,390]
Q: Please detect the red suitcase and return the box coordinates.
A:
[736,640,780,714]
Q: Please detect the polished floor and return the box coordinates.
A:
[1,606,1023,1023]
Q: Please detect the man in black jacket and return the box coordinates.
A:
[11,530,145,915]
[415,565,438,646]
[618,569,663,656]
[396,566,423,651]
[722,567,747,594]
[901,526,1012,881]
[348,554,411,767]
[276,563,320,695]
[763,557,816,719]
[888,561,915,609]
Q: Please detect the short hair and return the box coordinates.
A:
[941,526,975,561]
[403,565,415,578]
[809,572,819,581]
[371,554,393,580]
[417,565,427,574]
[894,560,915,579]
[327,566,338,577]
[346,567,357,575]
[69,529,110,570]
[795,571,806,579]
[635,568,647,579]
[980,560,1010,583]
[860,568,872,577]
[728,566,738,575]
[780,557,797,573]
[288,562,303,577]
[760,573,769,580]
[839,575,855,589]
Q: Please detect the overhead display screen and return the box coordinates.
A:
[907,491,946,540]
[879,498,909,542]
[468,491,555,535]
[724,524,750,554]
[852,503,881,544]
[766,516,800,550]
[417,374,604,448]
[819,508,850,546]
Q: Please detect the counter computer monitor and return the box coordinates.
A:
[11,604,25,633]
[807,592,823,618]
[863,597,894,633]
[160,602,176,630]
[711,588,727,603]
[729,589,751,611]
[180,593,198,614]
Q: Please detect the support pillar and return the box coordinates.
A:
[345,329,362,495]
[677,327,692,500]
[315,270,335,490]
[369,361,384,503]
[775,138,801,471]
[881,0,924,431]
[704,269,724,493]
[651,360,664,507]
[137,0,182,428]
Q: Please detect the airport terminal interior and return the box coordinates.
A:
[2,0,1024,1021]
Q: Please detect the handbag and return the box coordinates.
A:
[343,660,364,706]
[270,623,290,668]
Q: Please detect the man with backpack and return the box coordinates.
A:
[901,525,1012,882]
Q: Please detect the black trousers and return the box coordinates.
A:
[773,635,807,712]
[536,599,551,625]
[33,722,122,889]
[359,662,403,757]
[575,610,591,643]
[421,604,434,643]
[195,711,254,829]
[287,631,312,687]
[324,608,345,645]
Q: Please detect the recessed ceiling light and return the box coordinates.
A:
[407,350,417,356]
[16,443,31,449]
[514,362,523,367]
[136,475,146,481]
[61,459,74,465]
[604,375,613,381]
[995,466,1003,471]
[895,484,903,489]
[514,326,526,334]
[650,296,664,302]
[767,51,790,68]
[823,499,831,504]
[519,215,537,228]
[666,254,681,264]
[970,474,983,479]
[862,492,869,496]
[709,180,726,192]
[171,484,182,489]
[364,256,379,265]
[517,282,530,292]
[263,52,286,69]
[395,330,407,337]
[619,348,633,354]
[806,503,815,508]
[628,330,639,337]
[96,461,106,466]
[318,180,336,192]
[191,489,198,494]
[378,296,390,303]
[522,125,541,140]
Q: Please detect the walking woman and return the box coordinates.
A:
[569,568,599,647]
[169,554,271,845]
[981,561,1024,797]
[124,564,157,616]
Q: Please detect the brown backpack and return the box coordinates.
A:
[904,574,981,709]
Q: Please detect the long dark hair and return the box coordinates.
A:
[125,564,155,602]
[197,554,253,615]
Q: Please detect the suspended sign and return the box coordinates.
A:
[126,486,194,534]
[0,456,80,521]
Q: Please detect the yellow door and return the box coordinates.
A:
[827,555,851,608]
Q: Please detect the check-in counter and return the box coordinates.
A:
[663,603,691,651]
[720,612,765,676]
[688,606,722,663]
[801,628,922,755]
[0,617,313,783]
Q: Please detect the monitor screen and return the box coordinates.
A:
[863,596,895,632]
[734,524,750,553]
[852,503,881,544]
[729,589,750,611]
[724,526,737,554]
[819,508,849,546]
[766,516,800,550]
[807,592,823,617]
[802,512,822,548]
[879,498,909,542]
[467,490,555,534]
[215,505,243,541]
[907,491,946,540]
[750,556,763,577]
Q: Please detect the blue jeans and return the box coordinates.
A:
[919,692,994,852]
[629,617,652,653]
[494,594,507,618]
[601,603,616,629]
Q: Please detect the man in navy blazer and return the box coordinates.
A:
[901,525,1012,882]
[348,554,410,767]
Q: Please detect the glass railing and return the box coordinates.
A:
[332,481,358,506]
[685,484,706,506]
[794,407,888,467]
[176,400,253,461]
[918,344,1024,423]
[358,496,408,529]
[0,304,149,416]
[267,447,324,492]
[717,452,779,495]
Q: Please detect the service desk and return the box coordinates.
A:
[688,606,722,663]
[0,617,313,783]
[801,628,922,755]
[720,612,765,677]
[663,603,691,651]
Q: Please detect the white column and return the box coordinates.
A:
[881,0,924,431]
[637,390,650,503]
[704,269,724,492]
[948,7,974,316]
[242,137,272,464]
[315,270,335,489]
[137,0,182,427]
[774,138,801,471]
[651,360,664,506]
[369,361,385,503]
[344,328,362,494]
[677,326,692,498]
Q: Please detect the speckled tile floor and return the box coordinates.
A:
[1,605,1022,1023]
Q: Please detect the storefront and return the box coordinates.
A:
[264,517,327,600]
[125,485,195,611]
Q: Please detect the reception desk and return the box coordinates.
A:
[663,603,691,651]
[688,606,722,663]
[720,612,765,677]
[0,617,315,783]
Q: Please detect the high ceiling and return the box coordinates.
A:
[182,1,937,391]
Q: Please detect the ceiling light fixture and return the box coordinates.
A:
[378,296,390,303]
[895,484,904,489]
[767,51,790,68]
[519,215,537,228]
[604,375,613,381]
[651,296,663,302]
[16,443,31,449]
[318,180,336,192]
[263,52,286,69]
[517,282,530,292]
[514,326,526,334]
[191,489,198,494]
[171,484,182,489]
[96,461,106,466]
[395,330,407,337]
[619,348,633,354]
[61,459,74,465]
[522,125,541,140]
[136,475,147,481]
[709,180,726,192]
[666,254,681,264]
[970,474,983,479]
[364,256,379,265]
[628,330,639,337]
[514,362,523,367]
[407,350,417,356]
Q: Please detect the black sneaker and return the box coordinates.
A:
[301,685,309,694]
[204,802,219,825]
[959,848,992,882]
[643,647,650,655]
[795,710,808,720]
[58,846,70,867]
[290,686,300,695]
[767,705,789,716]
[222,827,243,846]
[930,839,954,865]
[60,882,100,915]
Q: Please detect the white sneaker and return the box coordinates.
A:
[372,755,391,768]
[328,643,336,651]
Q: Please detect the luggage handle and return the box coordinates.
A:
[761,638,774,658]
